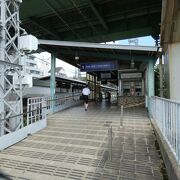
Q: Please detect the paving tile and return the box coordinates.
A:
[0,103,167,180]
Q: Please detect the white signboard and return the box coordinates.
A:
[121,73,142,79]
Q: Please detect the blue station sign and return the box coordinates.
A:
[80,61,117,72]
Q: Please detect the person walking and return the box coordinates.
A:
[82,85,90,111]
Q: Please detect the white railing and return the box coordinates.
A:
[43,93,82,114]
[0,97,46,150]
[0,93,82,150]
[27,97,46,125]
[149,96,180,164]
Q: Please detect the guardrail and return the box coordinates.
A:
[0,93,83,150]
[0,97,46,150]
[42,93,82,114]
[149,96,180,164]
[27,97,46,125]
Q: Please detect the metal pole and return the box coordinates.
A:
[120,105,123,127]
[159,55,163,97]
[94,75,96,101]
[108,126,112,161]
[0,0,5,135]
[50,51,56,112]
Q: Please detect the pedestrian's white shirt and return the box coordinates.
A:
[82,87,90,95]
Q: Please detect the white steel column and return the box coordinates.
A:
[142,79,145,96]
[159,55,163,97]
[0,0,23,135]
[119,79,122,96]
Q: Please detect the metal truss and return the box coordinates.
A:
[0,0,23,135]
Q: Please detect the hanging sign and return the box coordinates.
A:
[80,61,117,72]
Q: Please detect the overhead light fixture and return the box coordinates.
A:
[75,51,79,60]
[75,56,79,60]
[75,53,80,67]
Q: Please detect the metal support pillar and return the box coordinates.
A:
[120,105,123,127]
[147,60,155,108]
[50,52,56,97]
[108,126,112,161]
[159,56,163,97]
[0,0,23,135]
[50,52,56,112]
[119,79,122,96]
[142,79,145,96]
[94,75,96,101]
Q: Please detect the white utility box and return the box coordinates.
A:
[20,35,38,52]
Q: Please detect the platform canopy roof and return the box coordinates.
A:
[20,0,161,43]
[20,0,161,81]
[38,40,158,85]
[38,39,158,67]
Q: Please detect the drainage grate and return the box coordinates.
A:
[54,167,69,177]
[77,157,92,166]
[28,163,43,173]
[40,165,56,175]
[68,169,86,180]
[65,156,79,164]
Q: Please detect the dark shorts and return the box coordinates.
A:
[83,95,88,103]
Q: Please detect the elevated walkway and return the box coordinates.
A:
[0,102,167,180]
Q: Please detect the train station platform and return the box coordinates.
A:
[0,102,167,180]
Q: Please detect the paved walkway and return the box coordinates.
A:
[0,102,167,180]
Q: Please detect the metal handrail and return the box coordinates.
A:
[0,106,46,122]
[149,96,180,164]
[152,96,180,105]
[0,93,82,130]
